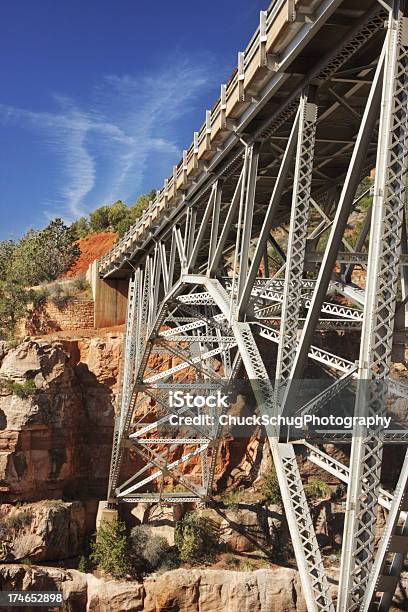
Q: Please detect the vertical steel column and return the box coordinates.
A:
[238,110,300,315]
[208,181,222,271]
[208,162,246,277]
[400,212,408,327]
[188,184,217,272]
[337,7,408,610]
[237,143,260,318]
[274,92,317,414]
[108,269,141,499]
[137,262,150,373]
[185,205,197,260]
[229,146,251,318]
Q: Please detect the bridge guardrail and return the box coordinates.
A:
[98,1,312,276]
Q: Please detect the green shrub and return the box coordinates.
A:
[0,378,36,398]
[77,555,89,573]
[304,480,331,500]
[47,284,72,309]
[71,275,89,292]
[6,508,34,530]
[174,512,218,564]
[0,280,32,340]
[260,468,282,505]
[89,206,111,233]
[6,338,21,350]
[220,489,242,509]
[129,525,177,573]
[8,219,80,286]
[70,217,90,240]
[12,380,36,399]
[32,287,49,306]
[90,519,133,578]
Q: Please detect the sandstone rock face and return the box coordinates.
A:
[0,564,307,612]
[130,503,183,546]
[86,573,144,611]
[0,564,87,611]
[0,500,86,562]
[0,335,121,502]
[3,564,407,611]
[142,567,307,612]
[217,505,282,554]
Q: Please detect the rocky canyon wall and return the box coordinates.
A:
[0,334,121,503]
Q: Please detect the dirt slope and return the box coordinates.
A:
[64,231,117,277]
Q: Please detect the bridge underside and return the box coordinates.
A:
[103,2,408,611]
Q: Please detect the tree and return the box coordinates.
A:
[90,519,133,578]
[174,512,218,563]
[130,190,156,224]
[115,217,133,237]
[0,240,16,281]
[108,200,130,229]
[9,219,80,285]
[89,206,110,232]
[260,468,282,505]
[70,217,90,241]
[0,280,32,339]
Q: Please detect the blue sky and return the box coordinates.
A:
[0,0,266,239]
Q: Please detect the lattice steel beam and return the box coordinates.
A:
[338,8,408,609]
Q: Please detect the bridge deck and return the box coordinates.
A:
[98,0,383,279]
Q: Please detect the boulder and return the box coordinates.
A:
[218,504,287,555]
[0,500,86,562]
[130,503,187,545]
[86,573,144,611]
[143,567,307,612]
[0,564,87,611]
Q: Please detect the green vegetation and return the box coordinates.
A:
[90,520,180,578]
[90,519,133,578]
[220,489,242,509]
[304,480,331,500]
[0,279,33,339]
[260,468,282,506]
[129,525,179,573]
[0,187,154,340]
[32,276,91,310]
[74,191,156,239]
[4,508,34,530]
[69,216,90,240]
[77,555,89,573]
[6,219,80,286]
[0,218,80,339]
[0,378,36,398]
[174,511,218,564]
[19,557,33,566]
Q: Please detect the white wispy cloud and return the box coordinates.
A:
[0,53,218,222]
[97,56,215,202]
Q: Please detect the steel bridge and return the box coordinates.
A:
[98,1,408,609]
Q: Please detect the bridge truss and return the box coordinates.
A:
[103,1,408,610]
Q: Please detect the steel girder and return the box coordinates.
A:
[337,7,408,610]
[106,4,408,612]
